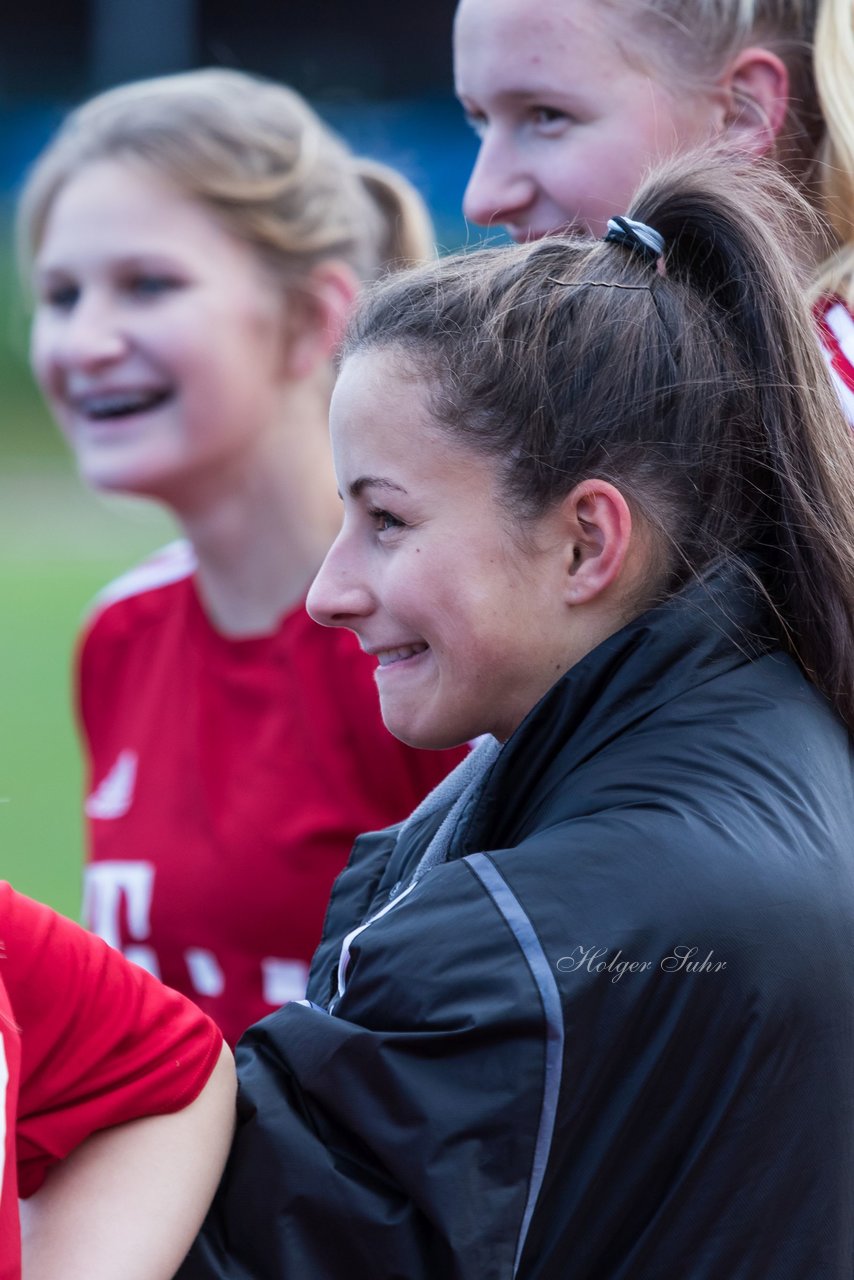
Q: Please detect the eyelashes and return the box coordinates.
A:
[367,506,406,534]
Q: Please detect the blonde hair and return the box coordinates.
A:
[17,68,435,288]
[613,0,854,303]
[813,0,854,298]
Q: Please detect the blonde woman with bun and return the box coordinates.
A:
[18,68,466,1047]
[455,0,854,417]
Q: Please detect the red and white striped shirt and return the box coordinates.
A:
[815,294,854,427]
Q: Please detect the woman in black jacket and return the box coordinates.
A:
[181,157,854,1279]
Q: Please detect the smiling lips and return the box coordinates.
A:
[72,387,174,420]
[375,643,429,668]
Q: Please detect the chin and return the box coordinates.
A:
[382,711,473,753]
[76,449,178,500]
[78,465,154,497]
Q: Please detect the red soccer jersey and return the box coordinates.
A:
[79,543,467,1046]
[815,294,854,427]
[0,881,221,1280]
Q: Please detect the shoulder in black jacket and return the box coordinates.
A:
[180,563,854,1279]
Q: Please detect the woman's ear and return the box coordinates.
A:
[720,46,790,156]
[560,480,634,606]
[282,259,361,379]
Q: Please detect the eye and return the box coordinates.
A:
[126,274,183,299]
[530,105,572,131]
[42,282,80,310]
[461,107,488,140]
[367,506,406,535]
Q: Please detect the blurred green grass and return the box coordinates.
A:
[1,230,174,915]
[0,486,174,917]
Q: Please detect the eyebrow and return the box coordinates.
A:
[348,476,408,498]
[33,263,71,281]
[36,251,185,277]
[465,85,583,111]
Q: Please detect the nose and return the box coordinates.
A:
[307,533,375,631]
[462,134,536,229]
[51,293,129,373]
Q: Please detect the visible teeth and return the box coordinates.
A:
[81,389,170,420]
[377,643,428,667]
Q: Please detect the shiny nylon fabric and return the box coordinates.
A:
[181,563,854,1279]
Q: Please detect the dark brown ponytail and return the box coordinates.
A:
[628,154,854,726]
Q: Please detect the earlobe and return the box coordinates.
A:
[561,481,633,606]
[284,260,361,379]
[722,47,790,156]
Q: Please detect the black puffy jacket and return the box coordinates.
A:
[180,564,854,1279]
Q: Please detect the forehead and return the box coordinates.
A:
[330,350,476,480]
[331,350,434,450]
[456,0,594,39]
[453,0,671,95]
[456,0,626,69]
[36,159,225,268]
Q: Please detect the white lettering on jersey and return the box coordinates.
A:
[261,958,309,1006]
[122,945,161,977]
[0,1032,7,1194]
[83,860,157,958]
[85,750,138,820]
[185,949,226,998]
[83,863,160,976]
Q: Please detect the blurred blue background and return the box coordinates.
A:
[1,0,482,248]
[0,0,494,913]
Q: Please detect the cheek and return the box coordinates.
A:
[429,575,509,662]
[597,130,656,190]
[381,560,460,648]
[163,318,271,413]
[564,141,658,233]
[543,137,640,229]
[632,84,717,159]
[29,322,55,393]
[206,306,284,397]
[227,281,286,357]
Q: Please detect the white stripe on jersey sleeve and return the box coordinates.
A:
[90,539,198,612]
[821,341,854,426]
[823,301,854,366]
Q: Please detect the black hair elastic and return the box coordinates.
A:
[603,215,665,264]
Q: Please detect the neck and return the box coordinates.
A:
[169,380,341,637]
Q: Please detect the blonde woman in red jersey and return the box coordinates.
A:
[18,69,466,1047]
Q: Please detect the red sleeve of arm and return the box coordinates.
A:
[0,882,222,1197]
